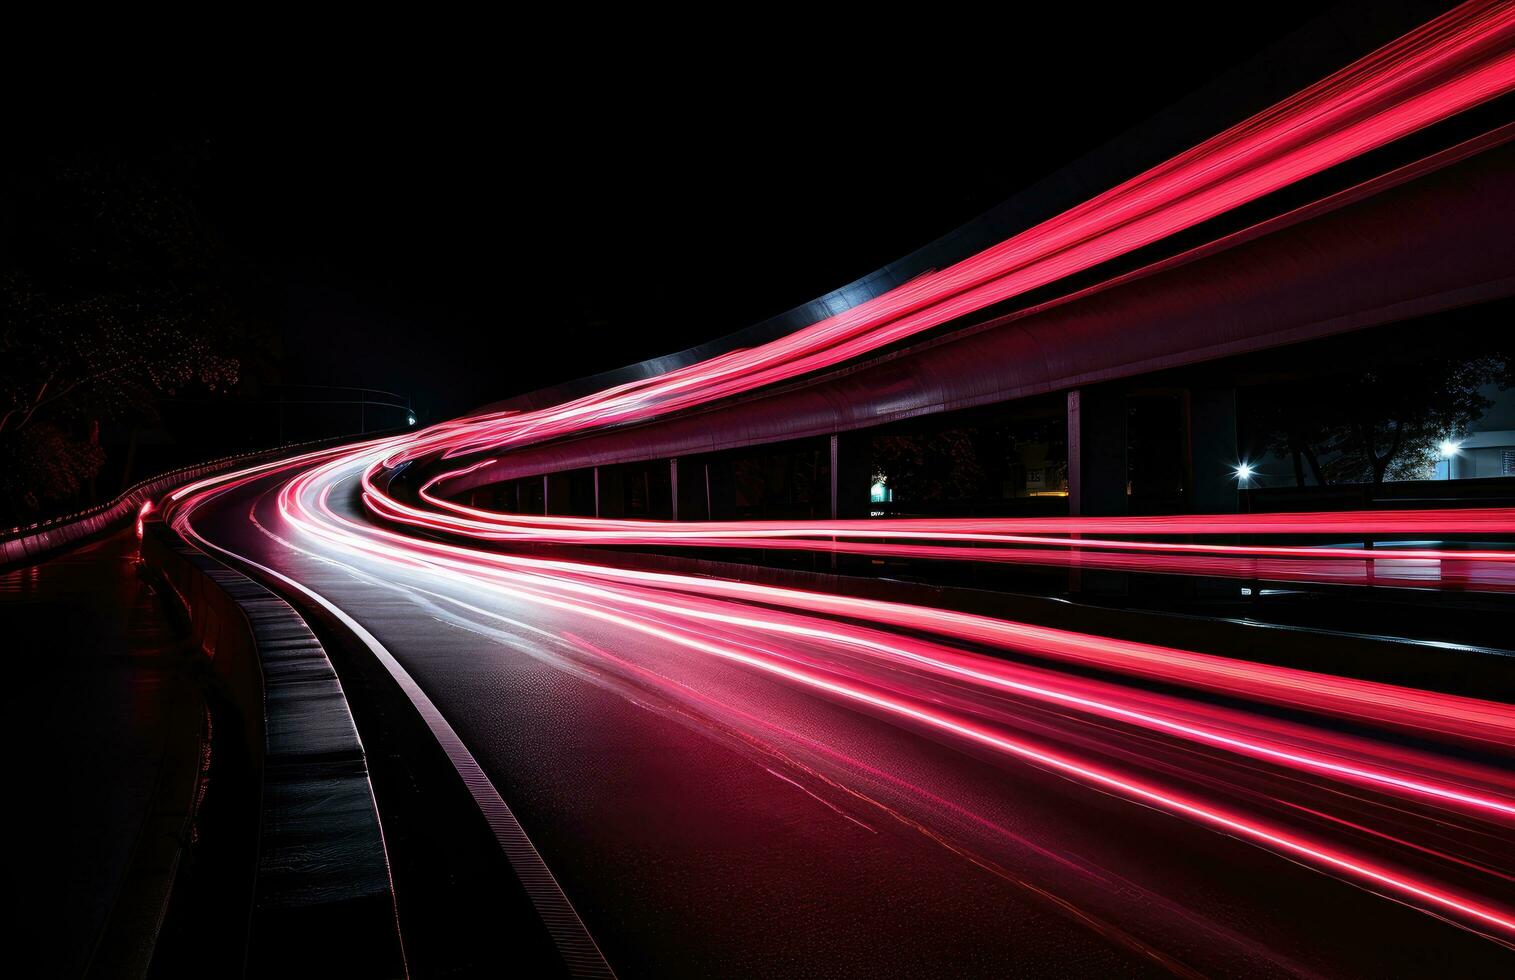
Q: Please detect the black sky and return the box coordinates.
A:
[31,5,1333,421]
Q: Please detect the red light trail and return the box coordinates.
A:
[346,469,1515,593]
[150,4,1515,961]
[162,442,1515,947]
[332,2,1515,594]
[367,1,1515,471]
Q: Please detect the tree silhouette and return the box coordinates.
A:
[1255,351,1511,487]
[1,139,263,520]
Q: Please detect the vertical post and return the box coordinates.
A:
[829,434,840,520]
[829,434,841,571]
[593,467,601,518]
[1066,389,1082,593]
[1066,386,1129,595]
[1066,390,1082,516]
[704,463,713,521]
[542,474,551,515]
[1066,385,1127,517]
[669,458,679,521]
[830,431,872,520]
[1189,387,1239,514]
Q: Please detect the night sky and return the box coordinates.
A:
[23,6,1328,422]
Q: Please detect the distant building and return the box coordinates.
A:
[1442,385,1515,479]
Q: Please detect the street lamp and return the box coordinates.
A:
[1233,461,1254,484]
[1439,438,1461,480]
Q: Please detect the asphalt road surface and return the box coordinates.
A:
[174,449,1515,978]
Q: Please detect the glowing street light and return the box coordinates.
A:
[1439,438,1461,481]
[1233,462,1255,484]
[408,415,418,426]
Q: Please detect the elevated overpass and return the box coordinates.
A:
[134,5,1515,975]
[426,1,1515,520]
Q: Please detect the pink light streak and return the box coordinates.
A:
[155,5,1515,951]
[162,450,1515,942]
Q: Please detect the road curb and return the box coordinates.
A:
[142,521,406,977]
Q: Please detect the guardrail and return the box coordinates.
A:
[1,436,360,569]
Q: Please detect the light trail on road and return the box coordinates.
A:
[330,0,1515,597]
[352,469,1515,593]
[148,8,1515,972]
[367,1,1515,470]
[161,440,1515,971]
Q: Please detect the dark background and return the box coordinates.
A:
[1,4,1333,519]
[14,7,1329,417]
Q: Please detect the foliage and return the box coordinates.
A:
[0,422,107,515]
[871,413,1065,508]
[1,140,262,520]
[1255,351,1511,487]
[872,429,986,505]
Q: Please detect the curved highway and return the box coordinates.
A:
[156,440,1515,977]
[156,8,1515,974]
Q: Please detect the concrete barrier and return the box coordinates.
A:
[142,522,405,977]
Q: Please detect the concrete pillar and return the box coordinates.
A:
[592,467,601,518]
[830,435,839,520]
[674,458,708,520]
[598,467,625,518]
[1189,388,1239,513]
[1067,387,1128,516]
[830,432,872,520]
[544,472,574,515]
[669,459,679,521]
[1068,387,1128,596]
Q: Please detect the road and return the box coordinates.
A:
[151,15,1515,971]
[162,443,1515,977]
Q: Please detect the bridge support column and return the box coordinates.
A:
[1188,387,1241,599]
[597,467,625,518]
[1067,387,1127,517]
[669,459,679,521]
[830,433,871,520]
[1068,386,1128,596]
[829,433,872,574]
[830,435,839,520]
[674,458,708,520]
[1189,387,1239,514]
[544,472,573,515]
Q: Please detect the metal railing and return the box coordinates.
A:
[0,432,371,568]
